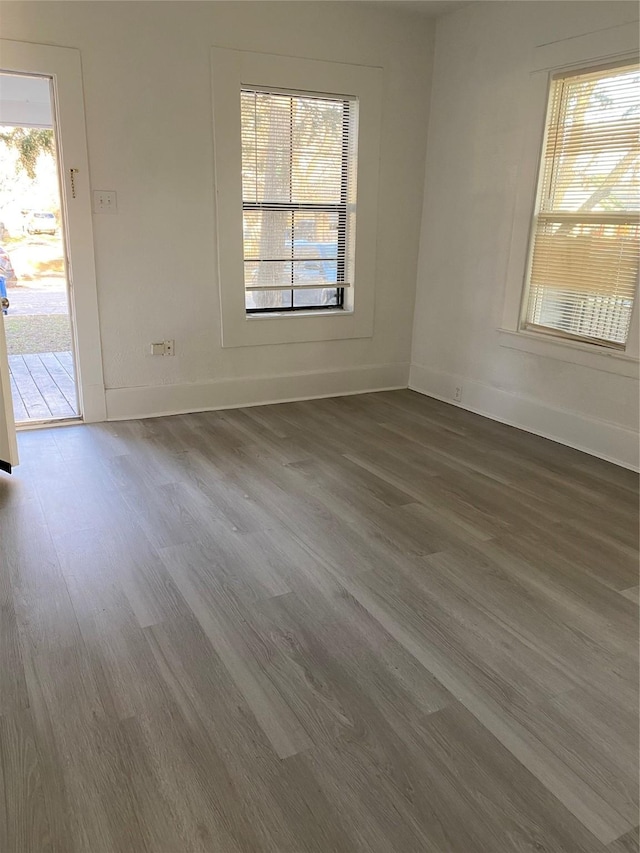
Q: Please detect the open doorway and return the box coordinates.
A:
[0,72,80,424]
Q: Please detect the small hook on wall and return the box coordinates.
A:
[69,168,79,199]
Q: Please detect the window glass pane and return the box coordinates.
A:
[241,92,292,204]
[292,211,340,245]
[241,91,345,205]
[245,290,293,311]
[527,219,638,344]
[524,62,639,347]
[241,87,357,312]
[293,288,340,308]
[292,260,338,286]
[243,210,292,261]
[291,96,344,204]
[244,260,292,289]
[243,210,340,261]
[542,66,639,214]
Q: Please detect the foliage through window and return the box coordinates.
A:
[523,61,639,348]
[241,88,358,312]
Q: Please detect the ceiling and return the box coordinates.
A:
[352,0,473,17]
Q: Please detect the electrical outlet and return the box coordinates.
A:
[150,340,175,356]
[454,385,463,402]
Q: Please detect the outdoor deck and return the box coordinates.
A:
[9,351,78,422]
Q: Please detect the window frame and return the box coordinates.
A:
[521,60,639,350]
[241,87,355,315]
[500,22,639,374]
[211,48,382,348]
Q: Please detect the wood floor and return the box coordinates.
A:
[9,351,78,423]
[0,390,637,853]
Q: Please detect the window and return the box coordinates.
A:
[211,48,381,348]
[523,61,639,349]
[241,89,357,313]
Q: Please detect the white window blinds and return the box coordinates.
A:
[240,88,358,312]
[524,61,639,348]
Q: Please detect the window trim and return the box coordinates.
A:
[500,22,639,366]
[211,48,382,348]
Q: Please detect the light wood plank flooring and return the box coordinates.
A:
[0,390,637,853]
[8,351,78,423]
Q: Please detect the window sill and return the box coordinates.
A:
[221,303,371,347]
[497,328,639,378]
[247,308,351,321]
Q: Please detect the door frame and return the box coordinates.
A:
[0,39,106,422]
[0,289,18,469]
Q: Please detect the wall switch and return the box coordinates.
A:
[92,190,117,214]
[454,385,463,402]
[151,342,165,356]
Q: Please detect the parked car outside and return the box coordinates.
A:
[26,211,57,235]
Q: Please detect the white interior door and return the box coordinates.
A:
[0,308,18,471]
[0,39,106,423]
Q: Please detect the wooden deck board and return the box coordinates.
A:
[9,374,29,422]
[55,350,75,373]
[8,351,78,423]
[35,352,78,409]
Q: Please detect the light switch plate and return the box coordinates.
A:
[92,190,117,214]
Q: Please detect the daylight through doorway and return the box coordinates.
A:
[0,71,79,423]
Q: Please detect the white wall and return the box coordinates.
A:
[3,1,637,468]
[410,0,640,470]
[0,1,435,419]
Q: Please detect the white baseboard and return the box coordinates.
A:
[104,360,638,471]
[409,363,639,472]
[105,362,410,421]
